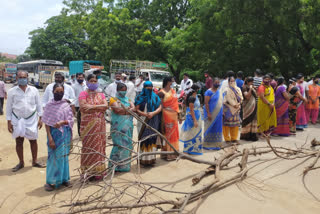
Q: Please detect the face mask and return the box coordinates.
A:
[77,79,84,84]
[87,82,99,91]
[213,83,220,88]
[97,76,101,79]
[118,91,126,97]
[18,78,28,86]
[205,75,208,78]
[263,80,270,85]
[54,92,64,101]
[115,79,121,84]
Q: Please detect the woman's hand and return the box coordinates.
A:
[54,121,65,129]
[48,138,56,150]
[194,121,199,128]
[147,112,154,119]
[269,103,274,110]
[208,113,212,121]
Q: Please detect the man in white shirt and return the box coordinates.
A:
[6,71,45,172]
[72,72,87,136]
[135,74,144,95]
[180,73,193,94]
[42,72,76,111]
[105,72,122,98]
[126,75,136,102]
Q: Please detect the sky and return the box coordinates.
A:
[0,0,64,55]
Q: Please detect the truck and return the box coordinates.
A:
[0,63,17,83]
[69,60,104,76]
[109,60,171,89]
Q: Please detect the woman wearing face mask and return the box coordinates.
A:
[240,77,258,141]
[203,78,224,149]
[180,87,203,154]
[272,77,290,136]
[135,81,162,165]
[159,77,180,161]
[79,74,108,181]
[306,77,320,124]
[257,75,277,135]
[109,83,135,172]
[42,83,74,191]
[223,77,243,143]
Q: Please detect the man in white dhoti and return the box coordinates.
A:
[6,71,45,172]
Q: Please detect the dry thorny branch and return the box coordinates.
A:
[25,105,320,214]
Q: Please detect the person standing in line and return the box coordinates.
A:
[121,73,128,83]
[272,77,290,136]
[240,77,258,141]
[79,74,108,181]
[203,78,224,149]
[0,79,7,115]
[268,73,278,90]
[296,74,308,130]
[253,69,263,89]
[135,74,144,96]
[221,70,235,94]
[72,73,87,136]
[257,75,277,135]
[42,72,76,113]
[6,71,45,172]
[222,77,243,143]
[160,77,180,161]
[42,83,74,191]
[306,76,320,124]
[180,73,193,94]
[109,83,134,172]
[105,72,122,98]
[236,71,244,90]
[126,76,136,102]
[204,71,213,89]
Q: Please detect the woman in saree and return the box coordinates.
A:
[296,74,308,130]
[223,77,243,143]
[240,77,258,141]
[272,77,290,136]
[160,77,180,161]
[180,88,203,155]
[306,77,320,124]
[42,83,74,191]
[79,74,108,180]
[109,83,134,172]
[135,81,162,166]
[203,78,224,149]
[257,75,277,135]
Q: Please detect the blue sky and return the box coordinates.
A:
[0,0,64,55]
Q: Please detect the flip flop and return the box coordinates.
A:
[62,182,72,187]
[12,163,24,172]
[32,162,46,168]
[44,184,55,192]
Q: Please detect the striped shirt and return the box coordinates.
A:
[253,77,262,88]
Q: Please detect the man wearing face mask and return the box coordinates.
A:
[204,72,213,89]
[6,71,45,172]
[72,73,87,136]
[42,72,76,108]
[105,72,122,98]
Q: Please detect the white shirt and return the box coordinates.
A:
[220,79,229,94]
[306,80,313,91]
[42,82,76,107]
[135,79,144,92]
[104,82,118,98]
[72,81,87,107]
[126,81,136,102]
[180,78,193,91]
[6,85,42,120]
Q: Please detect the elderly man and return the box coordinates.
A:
[105,72,122,98]
[6,71,45,172]
[42,72,76,109]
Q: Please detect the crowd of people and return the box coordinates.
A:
[2,69,320,191]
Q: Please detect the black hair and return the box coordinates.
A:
[315,74,320,79]
[191,84,200,91]
[277,76,285,85]
[55,72,65,80]
[87,74,97,81]
[163,76,173,88]
[183,73,189,77]
[263,74,271,80]
[245,76,254,84]
[228,76,235,83]
[115,72,122,76]
[93,69,102,75]
[76,72,85,78]
[139,74,143,77]
[296,73,304,80]
[53,83,64,93]
[237,71,243,78]
[255,69,262,76]
[267,73,274,79]
[117,82,127,91]
[186,89,197,106]
[225,70,235,78]
[129,75,135,81]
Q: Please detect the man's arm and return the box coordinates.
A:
[42,85,50,107]
[6,90,13,133]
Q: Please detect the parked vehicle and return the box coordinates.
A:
[0,63,17,83]
[69,60,104,76]
[39,69,70,89]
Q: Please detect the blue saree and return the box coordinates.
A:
[180,97,203,155]
[46,126,71,187]
[203,89,224,150]
[109,95,134,172]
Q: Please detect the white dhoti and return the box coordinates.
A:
[11,112,38,140]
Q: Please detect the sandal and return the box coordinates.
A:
[12,163,24,172]
[44,184,55,192]
[33,162,46,168]
[62,181,72,187]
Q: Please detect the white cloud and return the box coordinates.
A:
[0,0,64,55]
